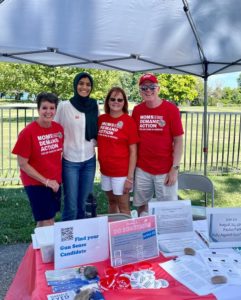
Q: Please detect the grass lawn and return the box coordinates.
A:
[0,174,241,245]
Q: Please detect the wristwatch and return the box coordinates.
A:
[172,165,180,171]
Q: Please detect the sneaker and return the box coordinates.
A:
[139,211,149,217]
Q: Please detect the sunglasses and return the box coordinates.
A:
[140,84,157,92]
[109,97,124,103]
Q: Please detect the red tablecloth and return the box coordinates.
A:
[6,245,216,300]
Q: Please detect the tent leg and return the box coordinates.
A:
[203,78,208,176]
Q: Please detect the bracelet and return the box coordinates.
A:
[45,179,49,187]
[125,178,133,184]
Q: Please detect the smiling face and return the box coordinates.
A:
[108,91,125,116]
[139,79,160,106]
[77,76,92,97]
[38,100,56,126]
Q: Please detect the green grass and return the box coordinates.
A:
[1,174,241,245]
[179,174,241,207]
[0,182,108,244]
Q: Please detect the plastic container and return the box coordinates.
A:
[40,244,54,263]
[35,225,54,263]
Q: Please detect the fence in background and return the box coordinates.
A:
[1,106,241,185]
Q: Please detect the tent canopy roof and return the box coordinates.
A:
[0,0,241,78]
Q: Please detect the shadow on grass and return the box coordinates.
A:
[2,175,241,244]
[211,175,241,194]
[0,186,34,244]
[0,182,109,244]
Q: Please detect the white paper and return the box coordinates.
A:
[47,290,76,300]
[198,248,241,285]
[160,255,223,296]
[213,285,241,300]
[207,208,241,248]
[54,216,109,269]
[149,200,204,255]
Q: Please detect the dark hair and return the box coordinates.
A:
[36,92,59,109]
[104,87,128,114]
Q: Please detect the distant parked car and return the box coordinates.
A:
[98,99,104,104]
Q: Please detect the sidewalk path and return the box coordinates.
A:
[0,243,29,299]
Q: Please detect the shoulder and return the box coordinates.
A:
[123,113,135,122]
[56,100,69,114]
[52,121,64,131]
[133,102,144,110]
[132,102,145,115]
[17,121,36,139]
[58,100,71,109]
[23,121,37,133]
[161,100,180,116]
[90,98,98,109]
[163,99,179,110]
[98,113,108,121]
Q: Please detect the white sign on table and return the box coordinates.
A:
[109,215,159,267]
[207,207,241,248]
[54,216,109,269]
[148,200,205,256]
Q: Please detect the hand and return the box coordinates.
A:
[46,179,60,192]
[164,168,178,186]
[123,179,133,194]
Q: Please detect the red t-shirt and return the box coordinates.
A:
[132,100,184,175]
[12,121,64,186]
[97,113,139,177]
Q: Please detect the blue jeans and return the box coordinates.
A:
[62,156,96,220]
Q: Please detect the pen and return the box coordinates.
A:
[195,230,209,247]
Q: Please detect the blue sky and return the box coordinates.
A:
[208,72,240,88]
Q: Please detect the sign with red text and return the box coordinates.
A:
[109,215,158,267]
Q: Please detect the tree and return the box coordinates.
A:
[237,73,241,89]
[119,72,141,102]
[89,70,120,100]
[222,87,241,105]
[0,63,27,98]
[0,63,202,105]
[157,74,198,105]
[0,63,120,100]
[208,86,224,106]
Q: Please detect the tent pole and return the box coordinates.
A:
[203,77,208,176]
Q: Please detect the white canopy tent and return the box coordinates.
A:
[1,0,241,174]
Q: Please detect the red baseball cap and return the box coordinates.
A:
[139,73,158,85]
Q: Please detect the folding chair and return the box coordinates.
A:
[98,213,132,222]
[178,173,215,220]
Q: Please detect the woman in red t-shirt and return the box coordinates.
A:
[98,87,139,215]
[12,93,64,227]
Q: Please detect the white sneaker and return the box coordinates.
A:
[139,211,149,217]
[131,210,138,218]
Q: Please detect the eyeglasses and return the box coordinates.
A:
[140,84,157,92]
[109,97,124,103]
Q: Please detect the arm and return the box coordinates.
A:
[123,144,137,194]
[17,155,60,192]
[164,135,183,186]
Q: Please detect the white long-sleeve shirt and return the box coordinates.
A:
[54,101,96,162]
